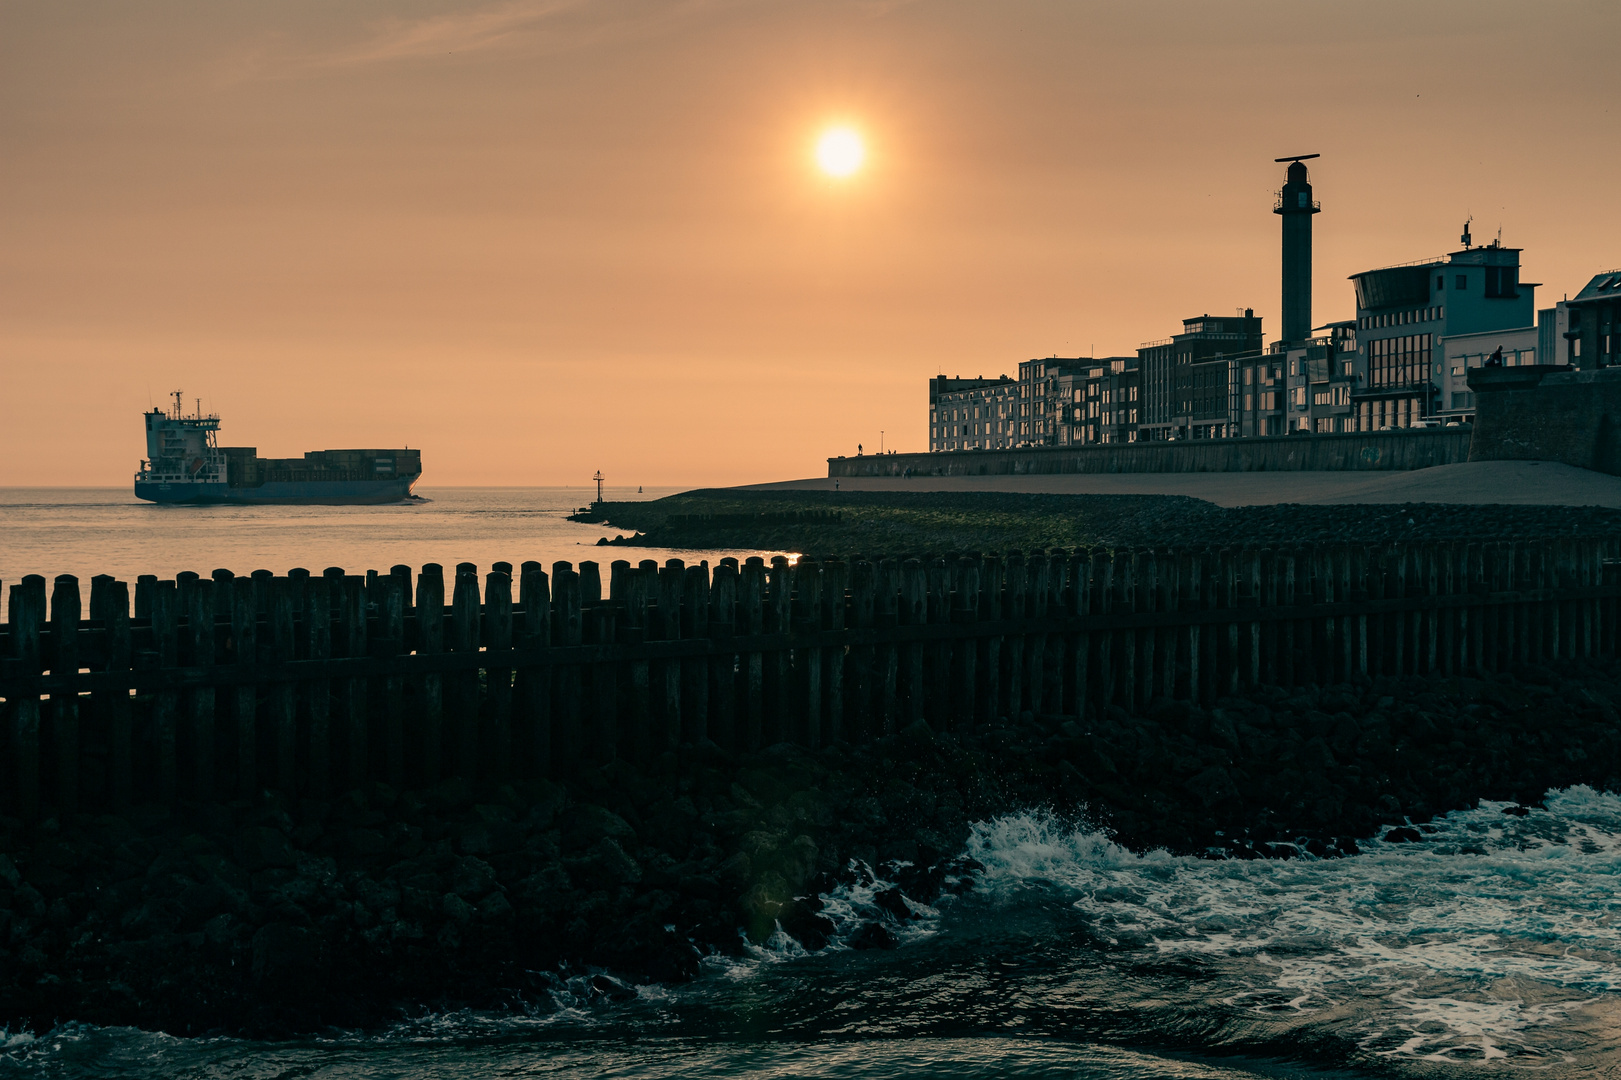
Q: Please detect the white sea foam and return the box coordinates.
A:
[961,788,1621,1064]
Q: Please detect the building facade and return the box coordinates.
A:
[928,375,1019,452]
[1564,270,1621,369]
[1137,311,1264,440]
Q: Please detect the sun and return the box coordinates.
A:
[815,127,865,178]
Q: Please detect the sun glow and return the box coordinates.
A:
[815,127,865,178]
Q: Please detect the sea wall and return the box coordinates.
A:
[829,429,1471,478]
[1468,365,1621,475]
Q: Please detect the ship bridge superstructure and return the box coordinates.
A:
[138,391,225,485]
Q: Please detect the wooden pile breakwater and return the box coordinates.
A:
[2,540,1619,820]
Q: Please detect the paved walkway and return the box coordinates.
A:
[741,461,1621,508]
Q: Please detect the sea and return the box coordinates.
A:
[3,488,1621,1077]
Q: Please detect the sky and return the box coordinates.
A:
[3,0,1620,487]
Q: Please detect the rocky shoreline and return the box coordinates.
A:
[3,658,1619,1037]
[586,489,1621,554]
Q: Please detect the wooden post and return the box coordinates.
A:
[874,559,899,734]
[303,574,331,797]
[619,564,651,762]
[9,577,44,820]
[654,560,684,752]
[517,562,552,777]
[48,576,81,815]
[1024,555,1049,718]
[847,560,875,742]
[1065,551,1090,718]
[553,564,583,769]
[231,575,258,799]
[792,558,822,747]
[682,563,711,745]
[1116,553,1136,711]
[609,559,631,603]
[739,558,766,750]
[1043,554,1067,714]
[267,577,296,793]
[484,570,513,783]
[413,565,444,785]
[1092,550,1116,713]
[978,555,1004,725]
[150,579,179,807]
[374,575,405,788]
[899,559,925,729]
[102,580,132,811]
[822,558,847,744]
[709,562,738,751]
[585,604,617,763]
[339,574,369,791]
[951,557,979,733]
[450,568,481,782]
[187,578,216,803]
[1279,551,1297,687]
[580,561,602,604]
[135,575,156,620]
[1002,554,1026,719]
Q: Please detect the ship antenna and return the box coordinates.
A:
[172,389,183,419]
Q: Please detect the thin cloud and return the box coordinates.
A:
[327,0,588,65]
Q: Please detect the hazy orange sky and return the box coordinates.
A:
[4,1,1620,487]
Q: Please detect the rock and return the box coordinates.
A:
[251,921,318,990]
[442,893,475,925]
[560,805,638,851]
[477,891,514,922]
[570,838,642,887]
[451,857,497,899]
[849,922,898,949]
[1384,827,1424,843]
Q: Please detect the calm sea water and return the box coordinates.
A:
[0,487,782,617]
[4,489,1621,1075]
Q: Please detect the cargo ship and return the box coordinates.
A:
[134,392,422,505]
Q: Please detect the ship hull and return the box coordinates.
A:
[134,476,419,505]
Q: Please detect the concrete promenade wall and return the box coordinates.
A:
[829,429,1471,478]
[1468,366,1621,475]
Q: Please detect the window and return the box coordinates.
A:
[1292,386,1307,407]
[1244,367,1253,385]
[1437,274,1444,290]
[1456,274,1468,290]
[1129,409,1138,423]
[1333,385,1351,406]
[1313,389,1332,406]
[1485,266,1517,298]
[1244,393,1253,411]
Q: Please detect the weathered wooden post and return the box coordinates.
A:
[1002,553,1026,719]
[268,577,297,793]
[1024,556,1050,718]
[709,562,738,751]
[874,558,899,734]
[681,564,711,745]
[925,558,953,727]
[1114,552,1137,711]
[552,564,583,769]
[846,560,875,742]
[186,578,216,802]
[792,558,822,747]
[898,559,925,729]
[340,573,370,791]
[414,565,444,785]
[231,575,258,799]
[48,576,81,814]
[449,567,481,782]
[951,557,979,732]
[135,575,157,620]
[517,562,552,778]
[484,569,513,783]
[580,561,602,605]
[619,564,651,762]
[1087,550,1113,713]
[654,560,684,752]
[1279,551,1297,687]
[825,559,849,743]
[978,555,1005,725]
[375,575,406,787]
[584,603,617,763]
[739,558,767,750]
[1063,551,1090,718]
[150,579,179,807]
[303,573,331,797]
[101,579,133,811]
[9,577,45,820]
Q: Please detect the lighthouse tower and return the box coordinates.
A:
[1274,154,1320,344]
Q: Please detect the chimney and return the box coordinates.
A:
[1274,155,1321,343]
